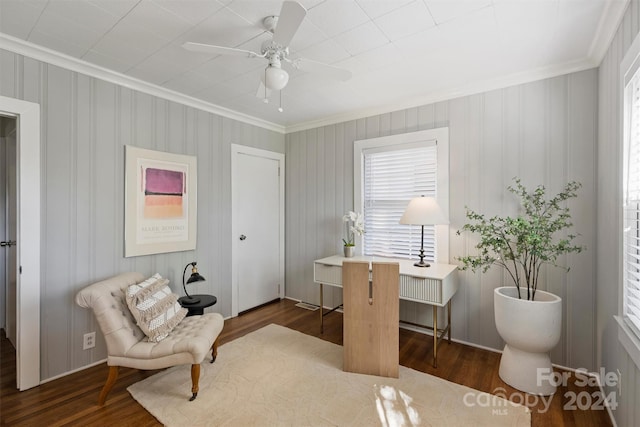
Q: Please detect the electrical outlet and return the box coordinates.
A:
[83,332,96,350]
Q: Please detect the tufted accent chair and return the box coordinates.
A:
[75,272,224,405]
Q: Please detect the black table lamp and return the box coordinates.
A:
[182,262,205,304]
[399,196,448,267]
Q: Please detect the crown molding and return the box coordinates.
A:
[0,33,285,134]
[286,1,627,134]
[284,58,599,134]
[588,0,630,64]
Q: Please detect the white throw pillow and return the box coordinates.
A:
[125,273,187,342]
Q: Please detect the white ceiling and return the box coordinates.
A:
[0,0,629,132]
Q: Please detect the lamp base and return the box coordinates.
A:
[413,230,431,268]
[181,296,201,305]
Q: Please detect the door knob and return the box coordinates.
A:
[239,235,247,241]
[0,241,16,247]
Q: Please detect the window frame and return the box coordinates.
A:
[353,127,449,262]
[618,30,640,371]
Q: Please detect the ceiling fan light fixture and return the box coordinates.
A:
[262,65,289,91]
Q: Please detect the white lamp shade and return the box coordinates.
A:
[262,65,289,90]
[399,196,448,225]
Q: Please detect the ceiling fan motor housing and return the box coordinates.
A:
[261,40,289,63]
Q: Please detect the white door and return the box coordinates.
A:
[0,96,41,391]
[232,145,284,315]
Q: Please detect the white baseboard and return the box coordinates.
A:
[40,358,107,385]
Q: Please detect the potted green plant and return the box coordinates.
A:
[342,211,364,257]
[457,178,584,395]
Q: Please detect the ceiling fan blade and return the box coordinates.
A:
[272,1,307,47]
[256,81,272,100]
[182,42,261,58]
[290,58,352,82]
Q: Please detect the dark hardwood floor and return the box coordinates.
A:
[1,299,612,426]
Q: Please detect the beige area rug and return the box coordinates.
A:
[128,324,530,426]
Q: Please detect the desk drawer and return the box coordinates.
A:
[314,263,342,286]
[400,275,442,304]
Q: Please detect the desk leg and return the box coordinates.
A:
[320,283,324,334]
[447,300,452,343]
[433,306,438,368]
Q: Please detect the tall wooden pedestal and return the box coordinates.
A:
[343,261,399,378]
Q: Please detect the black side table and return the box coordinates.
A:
[178,294,217,316]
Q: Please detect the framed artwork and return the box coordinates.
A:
[124,146,197,257]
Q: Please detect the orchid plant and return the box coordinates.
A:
[342,211,365,247]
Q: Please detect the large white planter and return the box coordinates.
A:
[494,287,562,395]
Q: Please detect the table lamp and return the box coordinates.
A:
[182,261,205,304]
[399,196,448,267]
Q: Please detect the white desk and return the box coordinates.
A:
[313,255,458,367]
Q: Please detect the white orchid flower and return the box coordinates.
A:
[343,210,358,222]
[342,210,365,246]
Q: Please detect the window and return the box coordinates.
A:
[354,128,449,263]
[623,52,640,339]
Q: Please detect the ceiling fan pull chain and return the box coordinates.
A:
[279,90,283,113]
[264,68,269,103]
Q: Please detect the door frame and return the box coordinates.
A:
[230,144,284,317]
[0,95,41,390]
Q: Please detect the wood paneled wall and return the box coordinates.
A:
[598,1,640,426]
[285,70,598,371]
[0,50,284,381]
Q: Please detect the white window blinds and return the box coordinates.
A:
[623,65,640,337]
[363,144,437,260]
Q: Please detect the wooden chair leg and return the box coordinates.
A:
[190,364,200,401]
[210,336,220,363]
[98,366,119,406]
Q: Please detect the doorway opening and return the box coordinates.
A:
[0,95,41,391]
[1,115,17,351]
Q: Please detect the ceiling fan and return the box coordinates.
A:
[182,1,352,104]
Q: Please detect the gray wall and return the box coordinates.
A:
[286,69,598,370]
[0,49,284,380]
[598,1,640,426]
